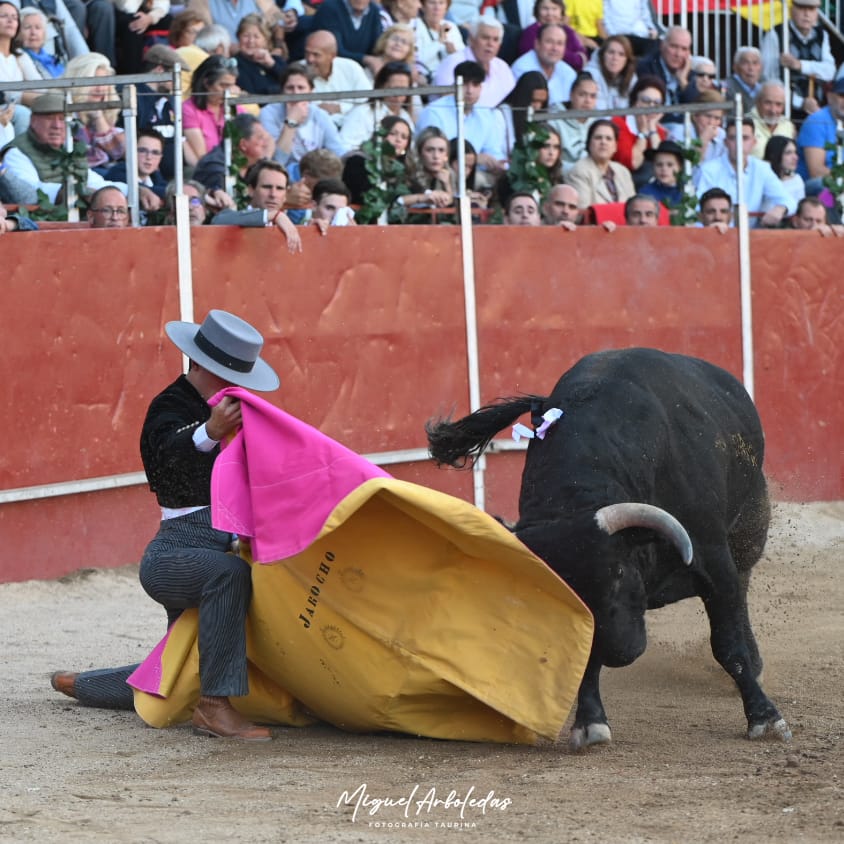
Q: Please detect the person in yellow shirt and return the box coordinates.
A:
[566,0,606,50]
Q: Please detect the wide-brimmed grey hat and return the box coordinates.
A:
[165,310,280,391]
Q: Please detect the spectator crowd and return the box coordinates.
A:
[2,0,844,235]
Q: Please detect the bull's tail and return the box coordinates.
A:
[426,395,547,468]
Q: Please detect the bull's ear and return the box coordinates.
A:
[595,503,693,565]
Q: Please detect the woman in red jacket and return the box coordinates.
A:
[611,75,667,189]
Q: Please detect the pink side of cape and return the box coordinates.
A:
[127,626,170,694]
[129,390,390,694]
[209,387,390,563]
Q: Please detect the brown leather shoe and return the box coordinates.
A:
[191,696,272,742]
[50,671,79,700]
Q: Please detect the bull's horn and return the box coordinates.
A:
[595,503,693,565]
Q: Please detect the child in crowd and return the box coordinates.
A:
[639,140,684,207]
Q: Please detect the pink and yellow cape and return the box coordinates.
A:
[128,389,593,744]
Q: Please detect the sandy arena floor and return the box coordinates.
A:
[0,501,841,843]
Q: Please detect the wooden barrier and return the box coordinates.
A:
[0,225,840,582]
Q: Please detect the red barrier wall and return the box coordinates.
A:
[1,225,840,582]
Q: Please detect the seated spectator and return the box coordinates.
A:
[542,182,580,228]
[601,0,659,57]
[499,123,563,207]
[369,23,422,88]
[65,53,126,174]
[1,92,126,208]
[500,71,549,154]
[135,45,181,181]
[611,75,667,189]
[689,90,727,165]
[305,30,372,129]
[168,9,207,49]
[164,178,209,225]
[412,0,463,84]
[0,91,14,148]
[697,186,732,231]
[796,77,844,191]
[763,136,805,214]
[449,137,494,207]
[565,0,606,51]
[624,193,660,226]
[380,0,420,29]
[695,117,797,228]
[183,54,243,166]
[416,60,508,175]
[511,23,577,107]
[303,0,384,74]
[502,190,542,225]
[177,23,232,94]
[260,63,348,167]
[19,6,65,79]
[211,158,303,252]
[113,0,172,75]
[585,35,637,110]
[403,125,454,209]
[193,113,274,192]
[186,0,283,44]
[518,1,588,72]
[564,118,636,207]
[723,47,763,113]
[342,114,412,210]
[0,199,38,231]
[234,14,286,96]
[432,17,515,108]
[106,128,168,223]
[636,26,699,141]
[749,81,795,160]
[549,70,598,175]
[340,60,415,151]
[761,0,834,119]
[0,0,42,134]
[639,139,684,207]
[691,56,720,94]
[22,0,89,65]
[86,184,129,228]
[310,178,356,231]
[0,144,37,203]
[790,195,843,235]
[285,147,345,223]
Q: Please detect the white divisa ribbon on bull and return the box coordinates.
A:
[512,407,564,442]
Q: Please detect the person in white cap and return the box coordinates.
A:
[50,310,280,742]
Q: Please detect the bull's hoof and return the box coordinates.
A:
[569,722,612,752]
[747,717,792,741]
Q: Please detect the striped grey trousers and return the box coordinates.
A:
[73,508,252,709]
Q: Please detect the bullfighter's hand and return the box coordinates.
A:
[206,397,242,441]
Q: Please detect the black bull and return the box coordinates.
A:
[426,348,791,749]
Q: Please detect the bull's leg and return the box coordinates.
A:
[736,569,762,679]
[569,654,612,751]
[699,547,790,741]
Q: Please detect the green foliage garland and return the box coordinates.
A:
[355,127,411,225]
